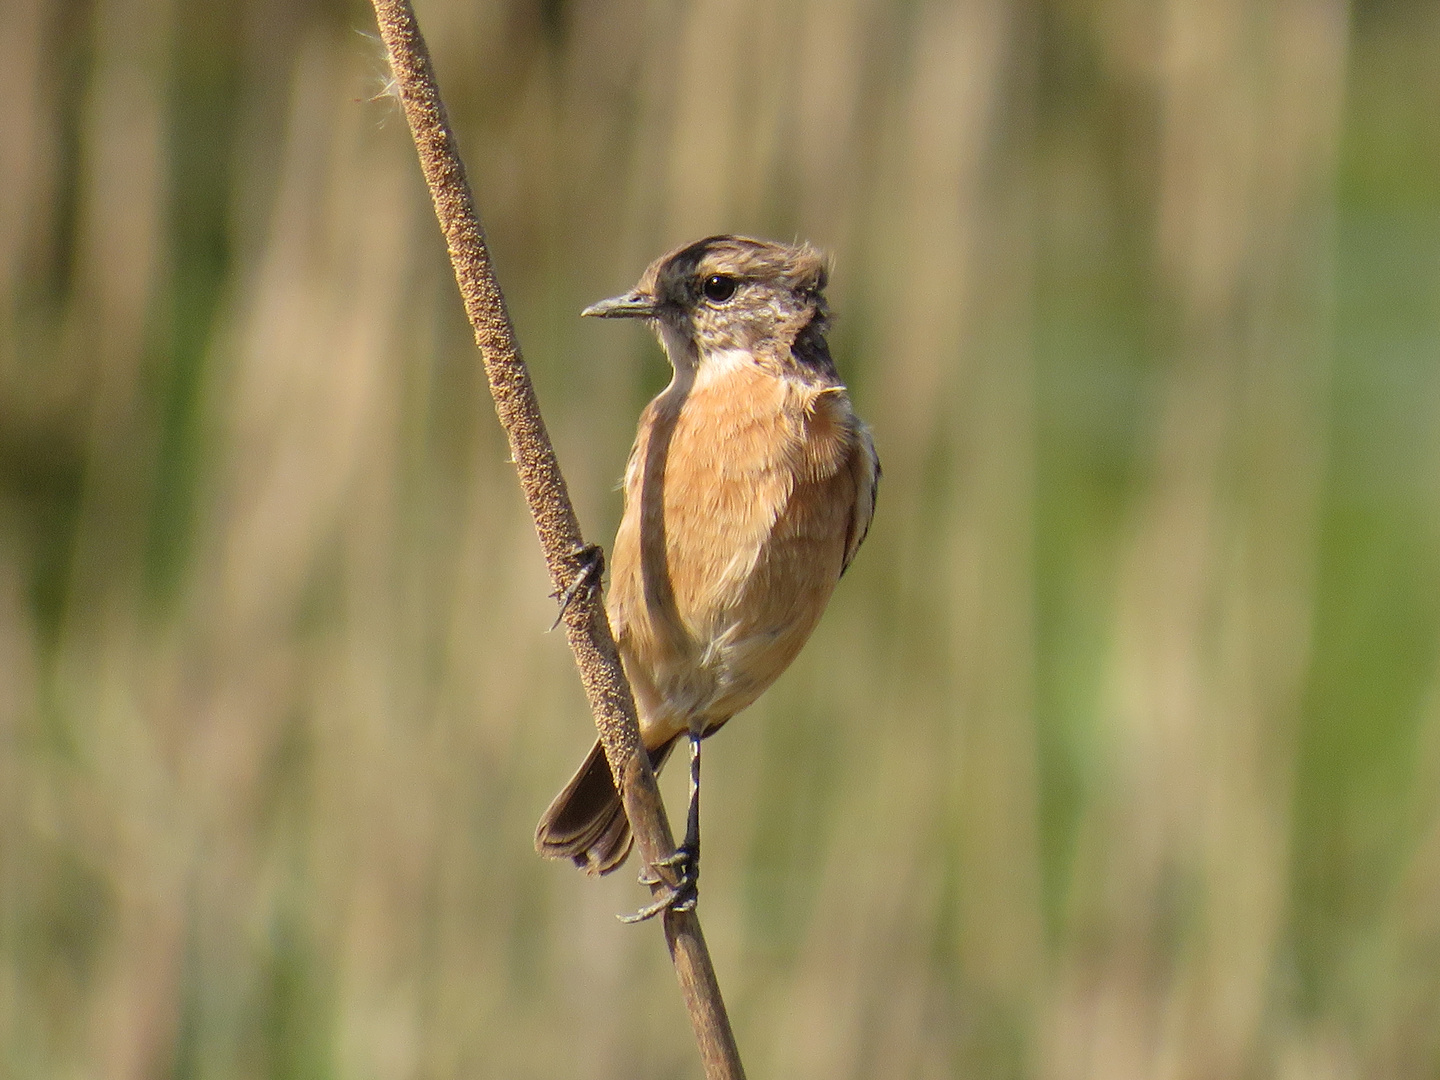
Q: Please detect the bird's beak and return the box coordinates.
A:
[581,290,657,319]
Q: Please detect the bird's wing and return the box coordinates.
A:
[841,421,879,577]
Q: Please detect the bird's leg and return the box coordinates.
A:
[663,728,703,904]
[620,730,702,923]
[550,543,604,630]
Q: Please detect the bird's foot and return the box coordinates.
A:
[618,842,698,923]
[550,544,604,630]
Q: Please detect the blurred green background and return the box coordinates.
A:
[2,0,1439,1076]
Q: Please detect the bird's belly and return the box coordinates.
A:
[638,461,852,738]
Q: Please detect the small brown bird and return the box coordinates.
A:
[535,235,878,916]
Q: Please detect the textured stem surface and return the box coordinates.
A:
[368,3,745,1078]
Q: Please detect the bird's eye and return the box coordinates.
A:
[701,275,738,303]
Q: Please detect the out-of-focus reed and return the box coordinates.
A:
[2,1,1438,1077]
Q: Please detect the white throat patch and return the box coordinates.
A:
[694,348,754,388]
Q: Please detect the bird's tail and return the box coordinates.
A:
[535,736,678,875]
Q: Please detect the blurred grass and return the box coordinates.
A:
[2,0,1440,1077]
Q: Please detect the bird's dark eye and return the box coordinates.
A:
[701,274,738,303]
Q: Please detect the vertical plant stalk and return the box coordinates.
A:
[368,2,746,1078]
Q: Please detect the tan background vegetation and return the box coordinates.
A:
[2,0,1439,1077]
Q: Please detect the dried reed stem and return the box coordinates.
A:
[368,2,745,1077]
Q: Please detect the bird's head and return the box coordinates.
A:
[582,235,832,371]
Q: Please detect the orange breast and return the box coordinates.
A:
[607,362,862,743]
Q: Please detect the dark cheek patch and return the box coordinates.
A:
[790,316,836,374]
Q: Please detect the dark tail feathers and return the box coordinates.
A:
[534,737,677,875]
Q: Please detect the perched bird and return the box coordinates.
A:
[535,235,878,917]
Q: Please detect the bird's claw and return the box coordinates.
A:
[550,544,604,630]
[618,843,698,923]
